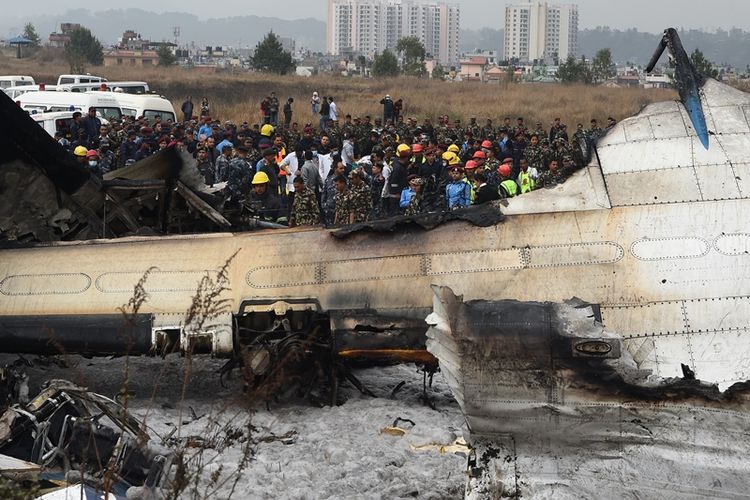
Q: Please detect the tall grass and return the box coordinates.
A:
[1,50,676,127]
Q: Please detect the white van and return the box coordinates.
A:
[3,84,57,100]
[56,74,108,86]
[0,75,35,89]
[106,92,176,122]
[61,81,150,94]
[17,91,123,120]
[31,111,110,137]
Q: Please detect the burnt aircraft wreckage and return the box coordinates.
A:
[2,28,750,497]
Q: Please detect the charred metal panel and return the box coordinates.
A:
[426,286,750,441]
[0,314,152,354]
[0,93,88,193]
[331,309,432,362]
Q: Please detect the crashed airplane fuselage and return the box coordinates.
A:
[2,29,750,497]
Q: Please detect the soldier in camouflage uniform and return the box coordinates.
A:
[482,119,494,140]
[322,161,347,225]
[523,134,546,172]
[589,119,603,141]
[97,139,117,174]
[214,144,233,183]
[514,117,529,139]
[224,146,252,200]
[196,148,215,186]
[333,175,351,226]
[289,176,321,226]
[341,115,355,137]
[481,140,500,174]
[347,169,373,223]
[370,161,386,219]
[404,177,425,216]
[108,121,124,153]
[327,120,342,148]
[572,124,587,148]
[537,159,568,187]
[467,117,481,139]
[551,138,576,169]
[284,122,301,152]
[434,116,449,146]
[571,123,588,166]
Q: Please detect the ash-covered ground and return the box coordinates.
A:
[1,354,467,499]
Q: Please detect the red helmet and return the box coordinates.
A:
[481,140,493,149]
[499,164,511,177]
[412,143,423,153]
[465,160,477,169]
[472,150,486,159]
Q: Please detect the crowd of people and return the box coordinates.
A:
[58,92,617,228]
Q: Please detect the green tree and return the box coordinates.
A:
[557,55,592,84]
[396,36,426,77]
[23,23,41,48]
[156,44,176,66]
[250,32,295,75]
[431,62,445,79]
[690,48,719,79]
[64,27,103,73]
[591,48,616,83]
[372,49,399,77]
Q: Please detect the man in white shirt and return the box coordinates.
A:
[279,146,303,194]
[328,97,338,122]
[341,134,355,166]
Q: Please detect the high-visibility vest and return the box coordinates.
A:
[518,171,535,194]
[463,178,475,202]
[500,179,518,198]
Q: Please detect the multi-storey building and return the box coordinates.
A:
[327,0,460,67]
[504,1,578,63]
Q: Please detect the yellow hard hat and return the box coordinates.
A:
[396,143,411,157]
[260,124,275,137]
[73,146,89,157]
[442,151,461,165]
[447,144,460,154]
[252,171,270,184]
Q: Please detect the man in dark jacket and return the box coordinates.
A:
[380,95,394,123]
[79,107,101,148]
[386,143,411,217]
[181,96,194,122]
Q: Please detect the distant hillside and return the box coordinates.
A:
[2,9,327,52]
[460,27,750,68]
[580,28,750,68]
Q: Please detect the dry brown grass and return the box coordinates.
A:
[1,50,677,127]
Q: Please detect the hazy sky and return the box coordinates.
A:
[5,0,750,32]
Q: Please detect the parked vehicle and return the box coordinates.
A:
[16,91,176,123]
[60,81,150,94]
[56,74,107,86]
[107,92,176,121]
[2,84,57,100]
[16,91,123,120]
[0,75,35,89]
[31,110,109,137]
